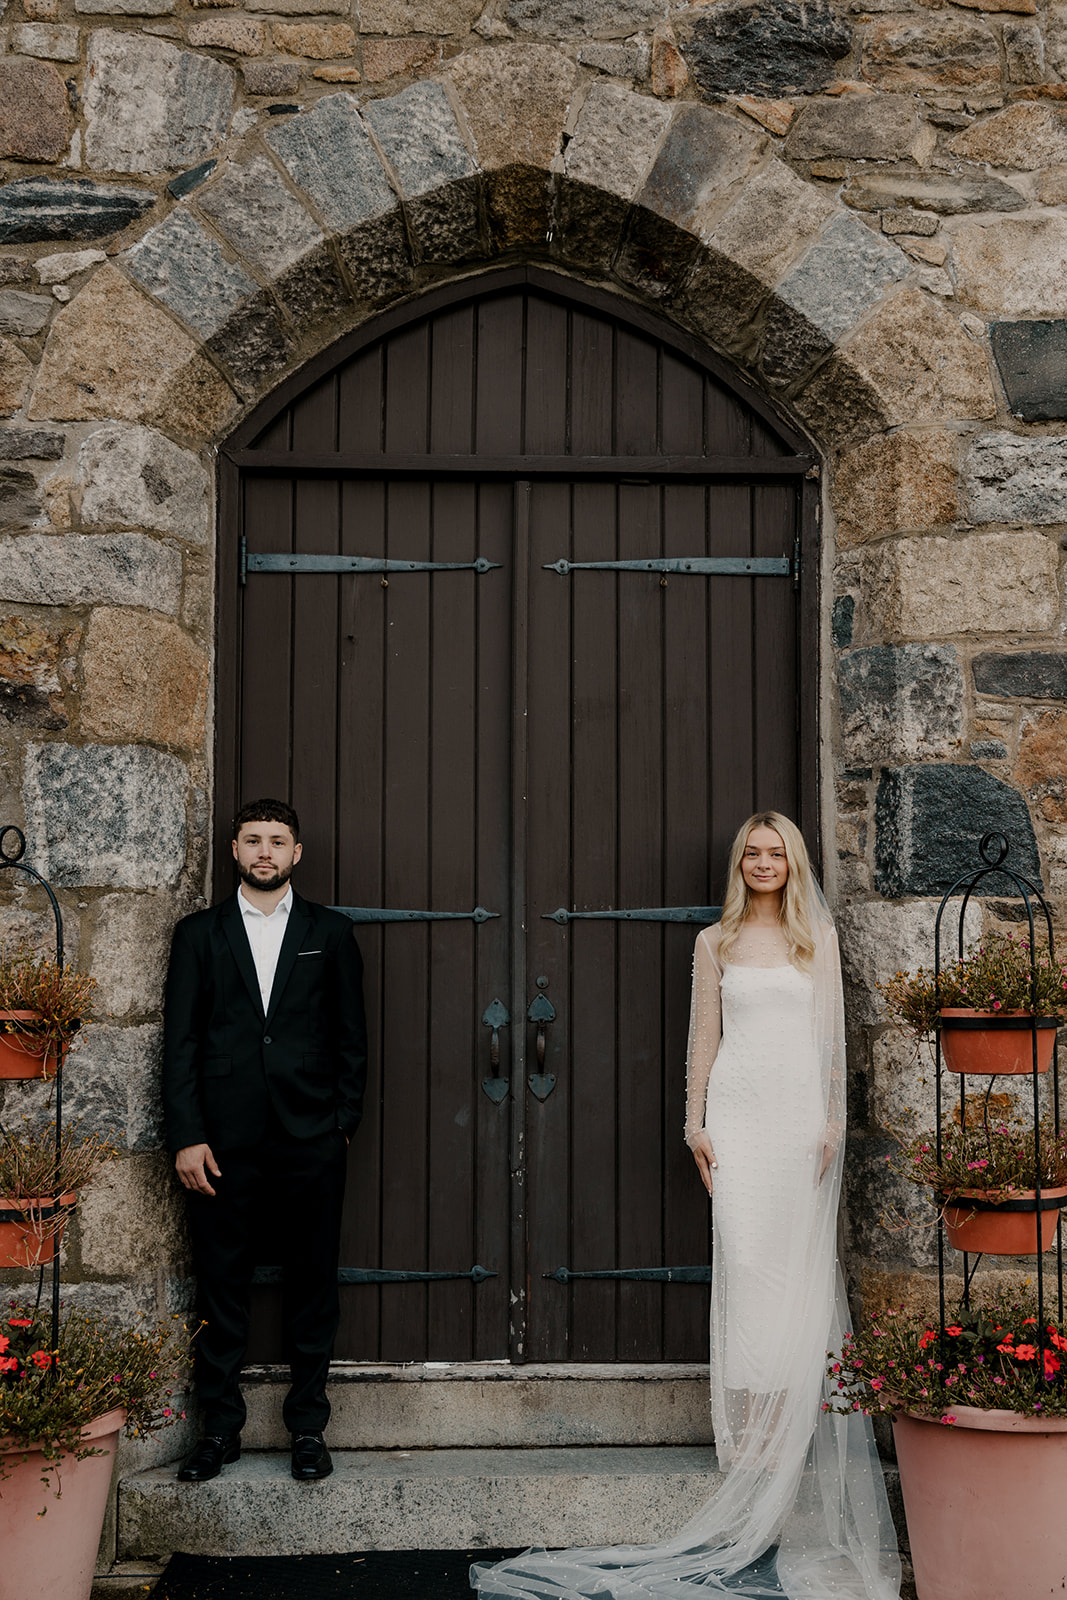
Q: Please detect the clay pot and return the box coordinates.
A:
[0,1408,125,1600]
[0,1013,60,1080]
[939,1008,1057,1076]
[0,1193,76,1269]
[942,1186,1067,1255]
[893,1405,1067,1600]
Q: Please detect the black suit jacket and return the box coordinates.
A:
[162,891,368,1155]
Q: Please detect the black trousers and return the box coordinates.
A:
[184,1115,348,1437]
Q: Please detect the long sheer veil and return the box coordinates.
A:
[471,884,900,1600]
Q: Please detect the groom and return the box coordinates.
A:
[163,799,367,1483]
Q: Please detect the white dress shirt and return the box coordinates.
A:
[238,884,292,1013]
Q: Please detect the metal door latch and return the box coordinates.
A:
[481,998,510,1103]
[527,993,556,1100]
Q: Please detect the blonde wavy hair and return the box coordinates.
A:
[717,811,817,971]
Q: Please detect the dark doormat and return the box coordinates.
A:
[154,1549,525,1599]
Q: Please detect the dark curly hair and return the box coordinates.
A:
[232,798,300,841]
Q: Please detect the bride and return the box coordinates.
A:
[472,812,901,1600]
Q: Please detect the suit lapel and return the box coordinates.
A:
[220,895,265,1016]
[264,894,312,1027]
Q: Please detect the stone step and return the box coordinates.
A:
[118,1446,725,1562]
[239,1362,714,1450]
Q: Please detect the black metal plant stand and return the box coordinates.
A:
[0,824,67,1359]
[933,833,1064,1370]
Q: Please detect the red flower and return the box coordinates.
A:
[945,1325,963,1336]
[1049,1331,1067,1353]
[1015,1344,1038,1360]
[0,1356,17,1372]
[1045,1351,1061,1379]
[997,1340,1016,1355]
[30,1350,52,1369]
[7,1318,32,1328]
[918,1330,937,1350]
[0,1335,8,1353]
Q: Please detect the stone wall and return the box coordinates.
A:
[2,0,1067,1344]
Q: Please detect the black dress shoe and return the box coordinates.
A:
[291,1432,333,1481]
[177,1433,241,1482]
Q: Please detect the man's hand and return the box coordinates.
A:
[176,1143,222,1196]
[689,1129,718,1196]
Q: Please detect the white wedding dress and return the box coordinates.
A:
[471,915,901,1600]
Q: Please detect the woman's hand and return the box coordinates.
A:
[689,1130,718,1196]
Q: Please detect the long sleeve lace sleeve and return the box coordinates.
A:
[684,925,723,1147]
[822,924,846,1148]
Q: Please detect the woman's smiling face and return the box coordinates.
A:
[741,826,789,899]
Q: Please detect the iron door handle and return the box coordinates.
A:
[481,998,509,1103]
[527,994,556,1100]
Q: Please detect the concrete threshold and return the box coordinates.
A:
[239,1362,714,1449]
[118,1445,724,1561]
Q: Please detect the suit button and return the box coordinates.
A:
[263,1036,272,1045]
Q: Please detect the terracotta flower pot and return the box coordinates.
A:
[939,1008,1057,1076]
[0,1012,61,1080]
[942,1186,1067,1255]
[0,1193,76,1269]
[0,1407,125,1600]
[893,1405,1067,1600]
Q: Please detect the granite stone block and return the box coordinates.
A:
[75,423,209,543]
[243,59,300,95]
[839,643,963,764]
[197,154,323,276]
[336,211,413,302]
[972,652,1067,700]
[706,159,836,288]
[989,321,1067,422]
[680,0,851,98]
[364,81,476,200]
[267,94,397,231]
[448,44,576,171]
[506,0,660,34]
[966,432,1067,523]
[35,248,107,283]
[0,177,155,244]
[861,14,1000,90]
[564,83,672,202]
[843,168,1026,215]
[874,764,1041,897]
[24,742,188,889]
[955,214,1067,318]
[0,59,72,164]
[0,426,64,459]
[637,103,762,234]
[82,608,207,749]
[207,292,292,391]
[10,23,81,61]
[0,339,33,418]
[785,94,929,162]
[0,289,52,336]
[832,595,855,648]
[124,209,259,339]
[0,469,43,531]
[0,531,181,611]
[403,179,484,265]
[83,31,234,176]
[865,530,1058,637]
[971,739,1007,759]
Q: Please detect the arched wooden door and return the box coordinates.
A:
[216,267,818,1365]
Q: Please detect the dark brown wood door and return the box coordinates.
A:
[217,270,816,1364]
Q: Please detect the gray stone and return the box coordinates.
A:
[0,468,43,530]
[1004,20,1044,82]
[0,289,51,336]
[90,893,178,1021]
[196,155,323,276]
[83,31,234,176]
[874,763,1041,897]
[971,739,1007,759]
[75,424,209,544]
[832,594,855,648]
[24,743,188,890]
[243,59,301,96]
[267,94,397,232]
[578,41,648,78]
[839,644,963,764]
[762,213,908,382]
[119,1447,724,1562]
[35,248,107,284]
[364,83,476,200]
[10,23,81,62]
[77,0,174,10]
[637,103,763,233]
[565,83,672,201]
[78,1152,187,1275]
[989,321,1067,422]
[680,0,852,98]
[837,897,983,1026]
[786,94,930,162]
[972,652,1067,700]
[206,292,292,392]
[336,213,413,303]
[13,1022,163,1149]
[843,167,1026,214]
[0,532,181,611]
[0,178,156,244]
[966,432,1067,523]
[272,247,350,327]
[0,678,66,730]
[124,209,258,340]
[167,160,216,200]
[506,0,660,34]
[881,208,939,238]
[0,426,63,460]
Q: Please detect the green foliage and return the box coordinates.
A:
[879,931,1067,1039]
[0,1302,191,1504]
[890,1116,1067,1201]
[827,1289,1067,1422]
[0,1123,117,1252]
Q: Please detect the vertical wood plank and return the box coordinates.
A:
[615,329,660,456]
[569,309,614,456]
[752,483,798,814]
[475,293,524,454]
